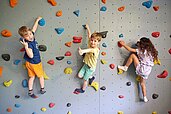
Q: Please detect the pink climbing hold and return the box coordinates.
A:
[168,48,171,55]
[109,64,115,69]
[152,32,160,38]
[49,103,55,108]
[47,60,54,65]
[65,51,71,56]
[157,70,168,78]
[118,95,124,99]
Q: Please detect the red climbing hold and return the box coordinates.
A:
[47,60,54,65]
[49,103,55,108]
[20,47,25,52]
[168,111,171,114]
[118,6,125,12]
[73,36,82,43]
[118,41,122,48]
[168,48,171,55]
[10,0,18,8]
[118,95,124,99]
[0,66,3,77]
[157,70,168,78]
[152,32,160,38]
[153,6,159,11]
[109,64,115,69]
[65,51,71,56]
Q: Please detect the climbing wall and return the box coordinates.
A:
[0,0,171,114]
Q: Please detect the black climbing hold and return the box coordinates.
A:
[152,93,159,99]
[38,45,47,52]
[170,35,171,38]
[126,82,131,86]
[100,86,106,90]
[15,95,20,99]
[2,54,10,61]
[56,56,64,61]
[67,103,71,107]
[99,31,108,38]
[82,25,87,29]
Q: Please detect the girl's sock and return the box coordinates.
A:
[40,88,46,94]
[143,96,149,102]
[118,65,128,71]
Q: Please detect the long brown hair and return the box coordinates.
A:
[137,37,158,61]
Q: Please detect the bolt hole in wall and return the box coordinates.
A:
[0,0,171,114]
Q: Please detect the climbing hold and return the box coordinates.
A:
[1,29,12,37]
[22,79,28,88]
[100,86,106,91]
[3,80,12,87]
[20,47,25,52]
[7,107,12,112]
[55,28,64,35]
[154,58,161,65]
[15,95,20,99]
[32,112,36,114]
[99,31,108,38]
[0,66,3,77]
[152,112,157,114]
[153,6,159,11]
[119,34,123,38]
[38,45,47,52]
[168,111,171,114]
[109,64,115,69]
[65,51,72,56]
[9,0,18,8]
[67,111,72,114]
[47,0,57,6]
[101,59,107,64]
[41,107,46,112]
[142,0,153,9]
[56,56,64,61]
[67,103,71,107]
[102,43,107,47]
[49,103,55,108]
[100,6,107,12]
[118,111,124,114]
[117,68,124,75]
[64,67,73,74]
[118,95,124,99]
[43,71,50,80]
[38,18,45,26]
[82,25,86,29]
[14,60,21,65]
[168,48,171,55]
[152,32,160,38]
[157,70,168,78]
[90,82,99,91]
[15,104,21,108]
[65,42,72,47]
[73,10,80,17]
[118,6,125,12]
[118,41,122,48]
[101,0,106,4]
[73,36,82,43]
[126,82,131,86]
[152,93,159,99]
[56,10,62,17]
[101,52,106,56]
[136,75,141,82]
[47,60,54,65]
[67,60,72,65]
[2,54,10,61]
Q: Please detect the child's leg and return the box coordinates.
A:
[39,77,46,94]
[82,80,88,91]
[140,77,148,102]
[28,76,35,91]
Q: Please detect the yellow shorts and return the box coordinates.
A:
[25,61,44,78]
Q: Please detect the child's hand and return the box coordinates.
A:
[36,16,42,21]
[20,39,28,48]
[119,40,125,46]
[78,47,83,55]
[85,24,89,29]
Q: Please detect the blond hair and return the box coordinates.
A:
[90,32,102,42]
[18,26,31,37]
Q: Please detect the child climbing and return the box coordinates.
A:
[74,24,102,94]
[117,37,158,102]
[18,16,46,98]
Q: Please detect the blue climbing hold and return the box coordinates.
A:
[73,10,80,17]
[32,112,36,114]
[55,28,64,35]
[22,79,28,88]
[38,18,45,26]
[100,6,107,11]
[15,104,21,108]
[67,60,72,65]
[102,43,107,48]
[142,0,153,9]
[14,60,21,65]
[119,34,123,38]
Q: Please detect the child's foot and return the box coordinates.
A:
[118,65,128,71]
[74,88,85,94]
[40,88,46,94]
[89,76,95,85]
[143,96,149,103]
[28,89,38,99]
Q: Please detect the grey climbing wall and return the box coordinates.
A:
[0,0,171,114]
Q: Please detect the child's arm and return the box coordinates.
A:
[78,47,94,55]
[32,16,42,33]
[119,40,136,53]
[20,39,33,58]
[85,24,91,39]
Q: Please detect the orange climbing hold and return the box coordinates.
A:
[10,0,18,8]
[153,6,159,11]
[101,52,106,56]
[7,107,12,112]
[47,0,57,6]
[56,10,62,17]
[0,66,3,77]
[118,6,125,12]
[1,29,12,37]
[101,0,106,4]
[65,42,72,47]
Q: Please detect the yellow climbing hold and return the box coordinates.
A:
[90,82,99,91]
[154,58,161,65]
[64,67,73,74]
[152,112,157,114]
[3,80,12,87]
[101,59,107,64]
[41,107,46,112]
[67,111,72,114]
[118,111,124,114]
[43,71,49,80]
[117,68,124,75]
[136,75,141,82]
